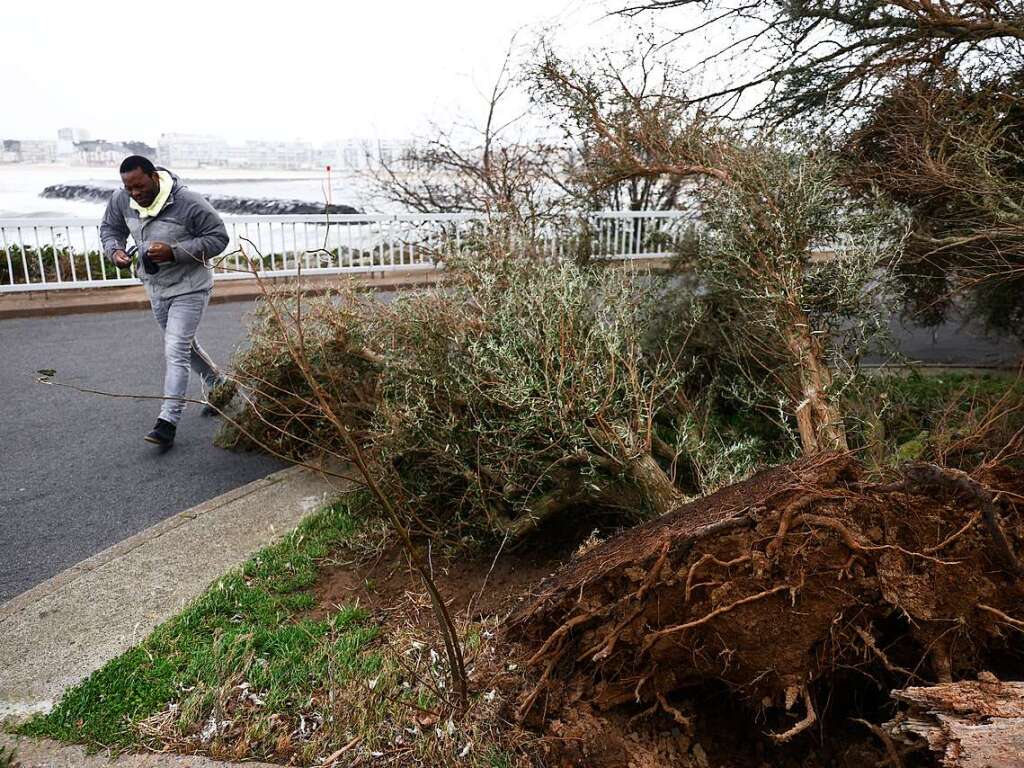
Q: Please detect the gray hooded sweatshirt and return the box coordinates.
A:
[100,168,229,298]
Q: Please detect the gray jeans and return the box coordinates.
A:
[150,289,220,424]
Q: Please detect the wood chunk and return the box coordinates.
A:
[888,680,1024,768]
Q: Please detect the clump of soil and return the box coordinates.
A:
[506,453,1024,767]
[304,516,605,624]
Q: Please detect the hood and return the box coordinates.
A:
[155,166,184,195]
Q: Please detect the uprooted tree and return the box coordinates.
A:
[613,0,1024,342]
[527,40,704,213]
[614,0,1024,124]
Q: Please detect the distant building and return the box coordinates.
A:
[73,139,157,166]
[122,141,158,159]
[57,127,93,160]
[157,134,229,168]
[0,139,58,164]
[321,139,419,171]
[57,128,76,160]
[321,140,368,170]
[1,130,425,171]
[226,140,316,170]
[0,141,20,163]
[22,139,58,163]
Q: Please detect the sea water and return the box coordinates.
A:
[0,164,379,218]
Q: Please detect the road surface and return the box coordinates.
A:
[0,303,284,603]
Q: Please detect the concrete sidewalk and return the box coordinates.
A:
[0,270,439,319]
[0,733,283,768]
[0,465,341,722]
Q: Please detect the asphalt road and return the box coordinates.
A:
[0,296,1020,605]
[0,302,284,603]
[872,314,1023,368]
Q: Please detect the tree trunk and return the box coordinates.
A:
[783,310,848,456]
[626,451,685,516]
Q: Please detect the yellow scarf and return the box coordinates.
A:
[129,170,173,218]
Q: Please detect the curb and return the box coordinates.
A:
[0,271,439,320]
[0,464,340,722]
[0,465,303,625]
[0,733,284,768]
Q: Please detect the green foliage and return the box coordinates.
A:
[845,70,1024,340]
[846,373,1024,472]
[219,256,690,540]
[374,255,685,536]
[0,245,111,285]
[213,287,381,458]
[689,140,902,392]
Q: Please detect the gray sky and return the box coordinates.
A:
[3,0,642,144]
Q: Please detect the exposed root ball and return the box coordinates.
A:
[507,454,1024,765]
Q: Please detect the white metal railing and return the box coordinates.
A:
[0,211,695,293]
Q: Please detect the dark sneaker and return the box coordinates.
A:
[144,418,176,448]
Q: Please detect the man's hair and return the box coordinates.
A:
[119,155,156,175]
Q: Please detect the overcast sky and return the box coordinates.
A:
[2,0,661,145]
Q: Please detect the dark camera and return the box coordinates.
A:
[128,245,160,275]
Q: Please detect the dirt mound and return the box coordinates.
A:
[303,519,600,625]
[506,454,1024,766]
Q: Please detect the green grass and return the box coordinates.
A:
[846,371,1024,469]
[17,494,376,752]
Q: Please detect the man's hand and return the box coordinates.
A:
[112,249,132,268]
[147,242,175,263]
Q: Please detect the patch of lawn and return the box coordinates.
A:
[848,371,1024,468]
[17,493,375,752]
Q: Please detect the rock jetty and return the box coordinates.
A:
[41,184,362,216]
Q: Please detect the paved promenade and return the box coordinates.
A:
[0,302,284,602]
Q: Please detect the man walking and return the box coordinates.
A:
[100,155,230,449]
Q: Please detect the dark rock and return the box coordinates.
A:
[40,184,362,216]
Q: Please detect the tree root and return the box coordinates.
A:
[579,540,673,662]
[684,553,751,604]
[508,453,1024,764]
[854,626,918,681]
[978,603,1024,632]
[641,584,791,652]
[767,492,829,558]
[870,462,1023,576]
[852,717,905,768]
[770,685,816,743]
[526,612,599,667]
[656,692,693,731]
[792,513,961,566]
[924,510,981,554]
